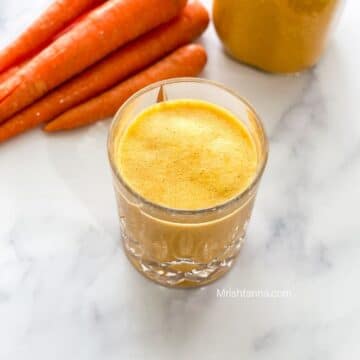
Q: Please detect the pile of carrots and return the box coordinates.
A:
[0,0,209,142]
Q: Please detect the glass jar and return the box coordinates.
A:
[108,78,268,288]
[213,0,344,73]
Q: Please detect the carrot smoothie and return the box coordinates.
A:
[108,79,268,288]
[116,100,257,210]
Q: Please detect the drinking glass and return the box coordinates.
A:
[108,78,268,288]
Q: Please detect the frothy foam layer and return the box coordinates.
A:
[116,99,258,210]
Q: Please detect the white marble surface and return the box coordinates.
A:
[0,0,359,359]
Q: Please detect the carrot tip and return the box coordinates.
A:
[43,123,57,132]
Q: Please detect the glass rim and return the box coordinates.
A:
[107,77,269,216]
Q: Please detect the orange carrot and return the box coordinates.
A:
[44,44,207,132]
[0,65,21,83]
[0,0,187,122]
[0,0,104,74]
[0,2,208,143]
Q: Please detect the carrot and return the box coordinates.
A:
[0,65,21,83]
[0,0,104,74]
[0,2,208,143]
[44,44,207,132]
[0,0,187,123]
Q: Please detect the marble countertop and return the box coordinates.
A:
[1,0,359,359]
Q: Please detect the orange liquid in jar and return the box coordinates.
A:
[213,0,343,73]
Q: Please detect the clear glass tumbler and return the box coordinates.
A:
[108,78,268,288]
